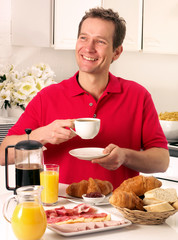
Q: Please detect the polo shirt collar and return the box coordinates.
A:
[69,71,122,97]
[106,72,122,93]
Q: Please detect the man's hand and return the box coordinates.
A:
[92,144,125,170]
[0,119,76,165]
[92,144,169,174]
[32,119,76,145]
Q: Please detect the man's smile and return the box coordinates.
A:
[82,55,98,61]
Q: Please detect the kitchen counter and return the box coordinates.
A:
[0,182,178,240]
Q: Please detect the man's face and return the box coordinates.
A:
[75,18,117,75]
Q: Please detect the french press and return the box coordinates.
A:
[5,129,44,192]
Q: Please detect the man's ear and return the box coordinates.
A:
[112,45,123,62]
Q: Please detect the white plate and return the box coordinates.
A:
[64,193,111,206]
[47,205,131,237]
[69,147,109,160]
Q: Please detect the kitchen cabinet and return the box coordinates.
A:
[103,0,178,54]
[54,0,102,49]
[11,0,101,49]
[102,0,143,51]
[143,0,178,54]
[11,0,178,54]
[11,0,143,51]
[11,0,53,47]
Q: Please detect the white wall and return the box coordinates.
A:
[7,46,178,114]
[110,51,178,113]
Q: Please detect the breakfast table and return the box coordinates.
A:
[1,182,178,240]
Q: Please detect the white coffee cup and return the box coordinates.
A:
[71,118,100,139]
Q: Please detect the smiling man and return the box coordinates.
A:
[75,17,122,101]
[0,8,169,189]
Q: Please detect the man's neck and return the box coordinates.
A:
[78,71,109,101]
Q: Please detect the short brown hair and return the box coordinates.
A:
[77,7,126,50]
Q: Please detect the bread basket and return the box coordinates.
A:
[113,206,178,225]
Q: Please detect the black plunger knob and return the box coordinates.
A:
[25,128,32,140]
[25,128,32,135]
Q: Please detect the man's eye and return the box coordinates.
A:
[79,36,86,40]
[97,40,105,44]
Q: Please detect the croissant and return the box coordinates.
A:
[66,178,113,198]
[66,180,88,198]
[95,179,113,196]
[109,190,144,210]
[87,178,101,194]
[115,175,162,196]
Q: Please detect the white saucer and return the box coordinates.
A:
[69,147,109,160]
[65,194,111,206]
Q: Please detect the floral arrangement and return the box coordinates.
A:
[0,63,56,110]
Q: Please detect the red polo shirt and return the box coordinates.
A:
[8,72,168,189]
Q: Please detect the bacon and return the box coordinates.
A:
[45,209,58,218]
[73,203,96,214]
[48,216,70,224]
[45,203,107,224]
[55,207,75,216]
[55,206,67,216]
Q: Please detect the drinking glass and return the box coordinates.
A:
[40,164,59,206]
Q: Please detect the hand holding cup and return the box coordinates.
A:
[70,118,100,139]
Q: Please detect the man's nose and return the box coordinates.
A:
[85,40,95,52]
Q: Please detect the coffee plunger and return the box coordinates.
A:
[5,129,44,192]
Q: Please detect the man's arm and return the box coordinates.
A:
[92,144,169,173]
[0,119,75,166]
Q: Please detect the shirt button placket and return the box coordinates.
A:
[88,102,97,118]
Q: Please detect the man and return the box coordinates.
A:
[0,8,169,189]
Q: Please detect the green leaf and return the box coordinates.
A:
[17,103,25,111]
[0,74,6,83]
[4,100,11,109]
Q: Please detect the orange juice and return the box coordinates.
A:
[11,202,47,240]
[40,170,59,204]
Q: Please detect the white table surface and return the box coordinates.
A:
[1,182,178,240]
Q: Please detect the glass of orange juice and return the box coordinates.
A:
[40,164,59,206]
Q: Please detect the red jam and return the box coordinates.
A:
[85,192,103,198]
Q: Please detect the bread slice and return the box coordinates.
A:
[172,199,178,210]
[144,188,177,204]
[143,198,162,206]
[144,202,174,212]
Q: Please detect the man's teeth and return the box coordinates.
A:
[83,56,97,61]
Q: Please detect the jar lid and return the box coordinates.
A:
[15,140,43,150]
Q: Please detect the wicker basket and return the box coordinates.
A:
[114,206,178,225]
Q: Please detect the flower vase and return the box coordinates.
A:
[8,106,24,119]
[0,108,8,118]
[0,100,8,118]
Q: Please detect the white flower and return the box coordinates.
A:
[10,71,21,82]
[0,64,14,75]
[0,89,11,101]
[0,63,56,110]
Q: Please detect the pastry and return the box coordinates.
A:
[109,190,144,210]
[95,179,113,196]
[66,180,88,198]
[87,178,101,194]
[66,178,113,198]
[115,175,162,196]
